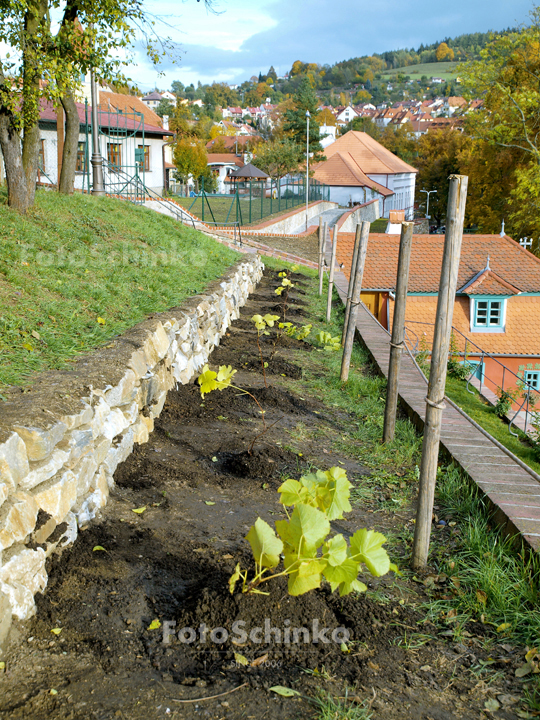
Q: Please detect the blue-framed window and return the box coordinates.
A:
[471,297,506,332]
[524,371,540,390]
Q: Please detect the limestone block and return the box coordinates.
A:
[102,427,134,478]
[172,350,190,377]
[140,376,161,408]
[154,361,175,394]
[101,408,130,442]
[19,448,70,492]
[128,347,148,378]
[62,426,94,468]
[73,456,98,497]
[90,397,111,440]
[104,369,139,408]
[0,493,39,551]
[122,400,139,427]
[143,323,170,367]
[149,390,167,420]
[31,510,57,545]
[13,422,67,462]
[0,588,12,655]
[0,482,9,510]
[0,547,47,620]
[50,511,77,551]
[58,404,93,431]
[31,470,78,523]
[175,357,194,384]
[0,432,30,491]
[132,415,152,445]
[77,470,109,526]
[94,437,111,466]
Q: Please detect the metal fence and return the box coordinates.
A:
[404,320,540,439]
[169,175,330,227]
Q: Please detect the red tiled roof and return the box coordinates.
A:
[207,154,244,167]
[315,131,417,175]
[313,152,394,195]
[460,268,521,296]
[335,233,540,294]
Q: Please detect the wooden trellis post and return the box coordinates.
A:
[382,221,414,442]
[412,175,468,569]
[341,224,361,346]
[318,217,324,296]
[319,222,328,297]
[340,221,370,382]
[326,225,338,323]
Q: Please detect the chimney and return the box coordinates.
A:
[162,115,169,131]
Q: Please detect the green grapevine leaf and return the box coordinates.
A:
[337,578,368,596]
[350,529,391,577]
[287,557,326,596]
[263,314,280,327]
[323,534,348,566]
[251,314,265,330]
[246,518,283,568]
[286,503,330,551]
[278,478,310,506]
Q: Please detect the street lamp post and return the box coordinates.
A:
[420,188,437,228]
[90,68,105,195]
[305,110,310,231]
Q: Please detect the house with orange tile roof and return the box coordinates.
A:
[336,232,540,398]
[312,131,417,218]
[206,154,245,193]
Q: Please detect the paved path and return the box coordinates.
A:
[318,208,348,230]
[331,263,540,552]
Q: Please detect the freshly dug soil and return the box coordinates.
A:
[0,268,526,720]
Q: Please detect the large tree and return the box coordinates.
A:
[254,139,301,183]
[282,78,324,164]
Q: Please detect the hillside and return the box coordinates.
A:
[0,190,239,391]
[381,61,458,81]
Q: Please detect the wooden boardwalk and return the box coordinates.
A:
[332,269,540,552]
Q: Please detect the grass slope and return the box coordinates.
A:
[0,190,239,392]
[381,61,459,81]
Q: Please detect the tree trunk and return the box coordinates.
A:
[0,111,31,213]
[22,120,41,207]
[59,89,79,194]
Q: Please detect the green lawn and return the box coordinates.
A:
[170,193,310,227]
[381,61,460,81]
[0,190,239,392]
[370,218,388,232]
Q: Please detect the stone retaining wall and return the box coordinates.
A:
[336,200,380,232]
[0,256,264,653]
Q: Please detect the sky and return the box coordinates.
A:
[133,0,534,90]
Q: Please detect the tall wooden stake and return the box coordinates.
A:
[326,225,338,323]
[411,175,468,570]
[340,221,370,381]
[341,223,362,346]
[318,217,324,296]
[319,222,327,296]
[382,221,414,442]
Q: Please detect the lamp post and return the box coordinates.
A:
[305,110,310,231]
[90,68,105,195]
[420,188,436,227]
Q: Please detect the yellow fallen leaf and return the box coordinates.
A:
[148,619,161,630]
[497,622,512,633]
[97,317,106,325]
[92,546,106,552]
[132,507,146,514]
[50,689,58,695]
[51,628,62,635]
[526,648,538,663]
[234,652,249,666]
[476,590,487,606]
[31,330,40,340]
[204,501,216,506]
[0,662,5,671]
[22,343,34,352]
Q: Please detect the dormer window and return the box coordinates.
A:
[471,297,506,332]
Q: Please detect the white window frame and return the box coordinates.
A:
[470,296,507,333]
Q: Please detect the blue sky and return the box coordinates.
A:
[135,0,535,90]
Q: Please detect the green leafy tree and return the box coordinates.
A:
[254,139,301,182]
[283,78,325,164]
[155,98,174,118]
[171,80,185,97]
[173,137,208,190]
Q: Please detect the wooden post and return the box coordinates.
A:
[319,222,327,296]
[341,223,361,346]
[382,221,414,442]
[411,175,468,570]
[340,221,370,381]
[326,225,339,323]
[318,217,324,295]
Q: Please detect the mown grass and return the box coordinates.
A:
[444,375,540,475]
[0,189,239,392]
[170,194,308,227]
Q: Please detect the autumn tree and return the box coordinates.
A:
[254,139,301,182]
[318,108,336,126]
[460,10,540,239]
[173,137,208,190]
[436,42,455,62]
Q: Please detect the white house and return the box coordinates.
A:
[36,92,173,196]
[336,105,358,125]
[319,124,337,148]
[207,154,245,194]
[312,130,417,218]
[140,91,163,110]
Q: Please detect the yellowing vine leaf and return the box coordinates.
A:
[132,506,146,514]
[148,619,161,630]
[229,563,241,594]
[198,364,218,397]
[246,518,283,569]
[269,686,299,697]
[349,529,391,577]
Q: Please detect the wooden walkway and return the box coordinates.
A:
[332,269,540,552]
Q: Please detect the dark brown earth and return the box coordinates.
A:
[0,268,527,720]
